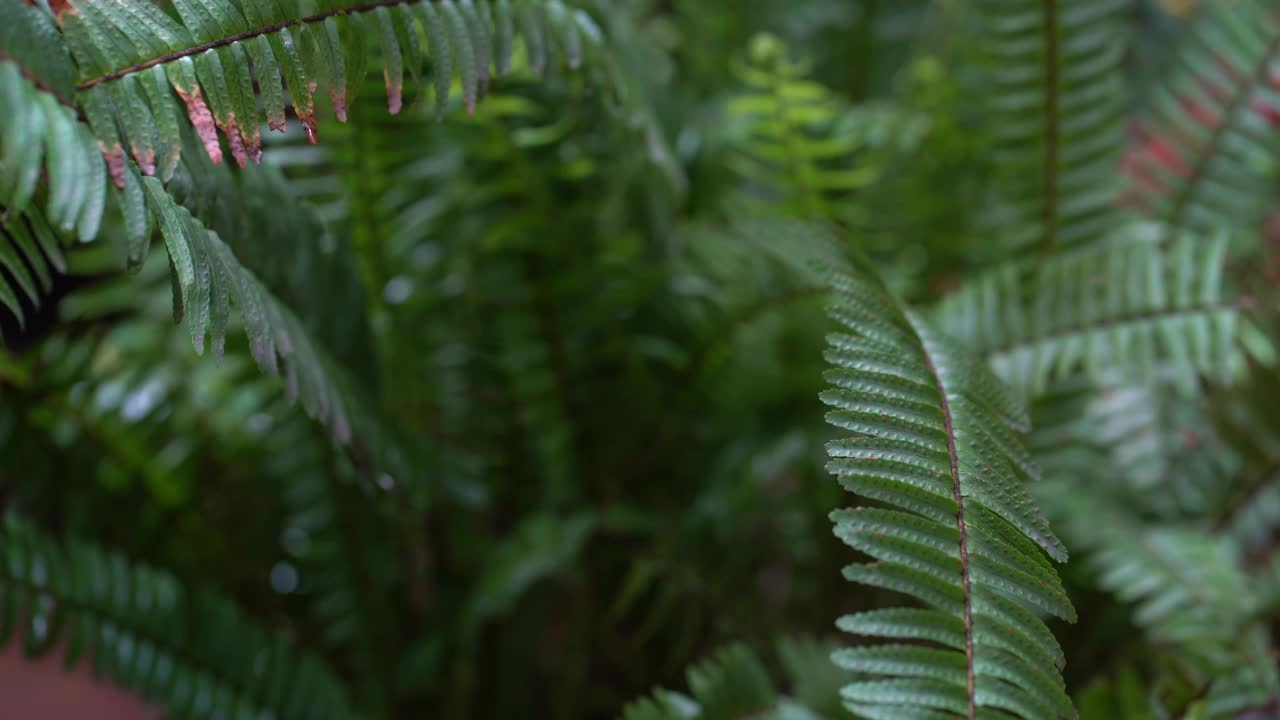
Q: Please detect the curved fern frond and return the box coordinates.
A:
[0,514,354,720]
[817,226,1075,719]
[143,176,356,441]
[936,225,1240,394]
[1123,0,1280,238]
[981,0,1130,255]
[43,0,603,173]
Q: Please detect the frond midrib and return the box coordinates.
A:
[911,313,978,719]
[74,0,453,91]
[983,296,1246,359]
[1039,0,1060,255]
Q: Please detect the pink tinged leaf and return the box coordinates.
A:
[298,110,318,143]
[133,148,157,177]
[330,89,348,123]
[223,116,248,167]
[176,88,222,164]
[100,144,126,190]
[386,79,403,115]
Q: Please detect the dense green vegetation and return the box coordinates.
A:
[3,0,1280,718]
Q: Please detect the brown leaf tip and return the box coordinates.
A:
[175,88,222,165]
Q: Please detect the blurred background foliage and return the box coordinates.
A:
[7,0,1280,718]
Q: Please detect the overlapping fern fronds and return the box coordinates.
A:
[46,0,604,174]
[936,225,1241,394]
[815,224,1075,719]
[980,0,1130,255]
[1122,0,1280,238]
[2,16,398,449]
[0,514,354,720]
[1042,480,1280,718]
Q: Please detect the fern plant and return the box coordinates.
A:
[9,0,1280,719]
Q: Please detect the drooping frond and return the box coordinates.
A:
[0,39,106,243]
[817,225,1075,719]
[1123,0,1280,238]
[620,638,851,720]
[142,176,357,441]
[936,225,1240,394]
[980,0,1131,255]
[42,0,604,174]
[0,514,354,720]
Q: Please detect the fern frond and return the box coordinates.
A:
[1123,0,1280,238]
[980,0,1130,255]
[936,225,1240,394]
[1042,480,1280,716]
[0,514,354,720]
[142,176,357,441]
[724,34,913,221]
[0,44,107,242]
[39,0,604,173]
[818,227,1075,719]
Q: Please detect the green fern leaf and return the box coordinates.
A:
[141,176,361,441]
[31,0,609,175]
[1042,480,1280,716]
[981,0,1130,255]
[936,225,1240,393]
[817,226,1075,718]
[0,52,106,242]
[0,514,354,720]
[725,34,881,220]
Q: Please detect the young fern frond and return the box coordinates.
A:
[936,226,1240,394]
[981,0,1130,255]
[724,34,885,220]
[46,0,603,174]
[817,225,1075,719]
[1124,0,1280,238]
[0,514,354,720]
